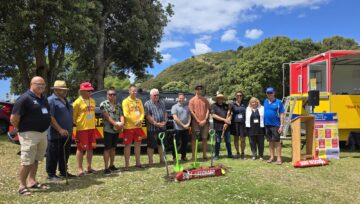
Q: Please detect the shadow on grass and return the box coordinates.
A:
[36,173,109,193]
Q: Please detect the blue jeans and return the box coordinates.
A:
[215,129,232,157]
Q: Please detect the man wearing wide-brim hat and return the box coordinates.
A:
[46,80,76,180]
[211,93,233,160]
[212,93,227,101]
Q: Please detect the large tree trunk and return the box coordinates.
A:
[93,17,107,91]
[34,7,50,95]
[47,42,65,92]
[17,58,31,93]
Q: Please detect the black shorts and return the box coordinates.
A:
[231,122,247,137]
[103,132,119,149]
[147,131,162,149]
[265,126,280,142]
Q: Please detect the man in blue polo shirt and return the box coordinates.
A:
[10,76,51,196]
[263,87,284,165]
[46,80,75,180]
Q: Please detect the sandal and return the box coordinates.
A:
[135,164,145,168]
[77,172,85,177]
[28,183,50,190]
[267,159,274,163]
[18,187,32,196]
[86,169,97,174]
[276,160,283,165]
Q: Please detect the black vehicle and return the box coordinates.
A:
[90,90,194,147]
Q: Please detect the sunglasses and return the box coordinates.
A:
[153,94,159,97]
[236,94,243,97]
[266,92,273,94]
[108,93,116,96]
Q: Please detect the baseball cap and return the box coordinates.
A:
[266,87,274,93]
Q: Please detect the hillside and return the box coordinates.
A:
[141,36,359,99]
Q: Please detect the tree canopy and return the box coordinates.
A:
[0,0,172,96]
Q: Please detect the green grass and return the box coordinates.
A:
[0,135,359,204]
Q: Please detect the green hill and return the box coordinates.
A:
[141,36,358,99]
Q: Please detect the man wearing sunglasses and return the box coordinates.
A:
[100,87,124,175]
[263,87,284,165]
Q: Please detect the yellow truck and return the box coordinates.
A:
[287,50,360,142]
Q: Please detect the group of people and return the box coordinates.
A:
[10,76,285,196]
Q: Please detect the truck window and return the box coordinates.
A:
[308,61,327,92]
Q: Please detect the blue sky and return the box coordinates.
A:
[1,0,359,100]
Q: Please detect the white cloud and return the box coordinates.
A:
[298,13,306,18]
[161,53,175,63]
[161,0,327,34]
[244,29,264,39]
[190,43,212,55]
[310,5,321,10]
[195,35,212,44]
[221,29,238,42]
[158,40,188,51]
[253,0,326,10]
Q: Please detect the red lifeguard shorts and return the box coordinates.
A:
[122,128,145,145]
[76,129,96,151]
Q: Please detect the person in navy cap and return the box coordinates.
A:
[263,87,284,165]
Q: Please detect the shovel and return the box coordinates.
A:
[209,129,216,167]
[158,132,169,176]
[173,136,184,172]
[190,131,201,169]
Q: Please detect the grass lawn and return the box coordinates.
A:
[0,135,359,204]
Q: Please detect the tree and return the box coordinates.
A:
[161,81,188,92]
[104,76,131,90]
[0,0,95,94]
[78,0,173,90]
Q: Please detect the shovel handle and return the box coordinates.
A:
[158,132,165,141]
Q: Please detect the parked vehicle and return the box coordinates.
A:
[87,90,194,147]
[0,102,13,135]
[286,50,360,142]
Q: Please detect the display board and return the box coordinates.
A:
[312,113,340,159]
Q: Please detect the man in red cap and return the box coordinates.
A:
[73,82,97,176]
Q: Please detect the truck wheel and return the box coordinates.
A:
[0,120,9,135]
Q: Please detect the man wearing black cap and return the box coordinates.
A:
[263,87,284,165]
[189,84,210,160]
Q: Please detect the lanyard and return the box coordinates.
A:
[81,97,91,113]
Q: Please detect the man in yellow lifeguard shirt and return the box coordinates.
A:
[73,82,96,176]
[122,84,145,170]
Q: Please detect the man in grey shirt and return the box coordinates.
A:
[171,93,191,161]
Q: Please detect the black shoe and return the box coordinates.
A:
[104,168,111,176]
[47,175,62,181]
[109,165,119,172]
[59,172,77,178]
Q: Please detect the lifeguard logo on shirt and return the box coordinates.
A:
[129,103,140,112]
[79,106,95,113]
